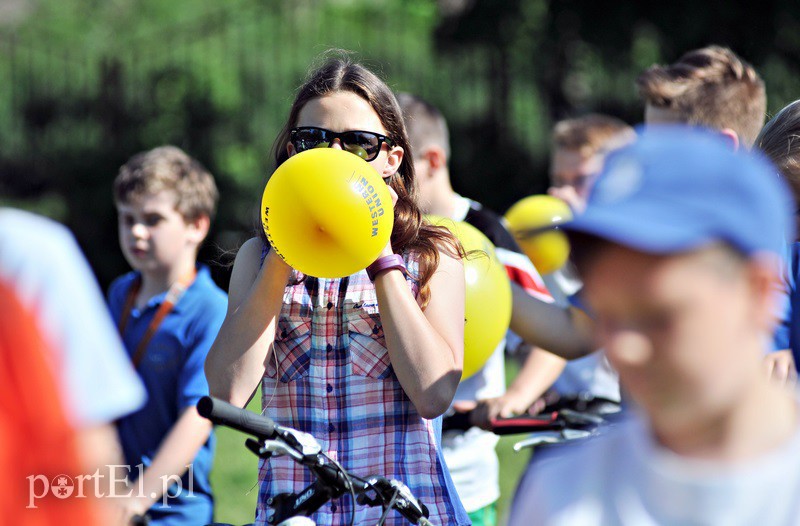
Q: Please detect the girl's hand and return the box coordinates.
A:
[262,241,293,283]
[264,244,292,275]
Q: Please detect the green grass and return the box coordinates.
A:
[496,437,531,524]
[209,392,262,525]
[211,364,531,525]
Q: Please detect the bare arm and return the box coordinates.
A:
[204,238,291,407]
[455,344,566,429]
[375,250,465,419]
[75,424,129,525]
[505,344,566,408]
[509,282,594,359]
[115,408,212,521]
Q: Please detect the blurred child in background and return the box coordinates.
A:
[757,99,800,380]
[0,209,145,525]
[511,127,800,526]
[110,146,227,525]
[542,114,636,404]
[637,45,766,149]
[638,44,796,379]
[399,92,564,526]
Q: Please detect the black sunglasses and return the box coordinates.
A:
[290,126,394,162]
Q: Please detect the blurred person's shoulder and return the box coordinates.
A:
[0,208,76,261]
[508,417,642,526]
[0,208,92,303]
[0,208,146,425]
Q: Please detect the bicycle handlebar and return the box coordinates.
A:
[442,411,563,435]
[442,394,622,435]
[197,396,431,525]
[197,396,277,439]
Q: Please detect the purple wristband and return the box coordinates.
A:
[366,254,407,281]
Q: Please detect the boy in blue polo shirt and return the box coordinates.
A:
[109,146,227,525]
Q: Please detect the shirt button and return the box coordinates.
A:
[326,384,333,393]
[327,301,334,309]
[329,423,335,433]
[326,344,333,352]
[331,504,337,512]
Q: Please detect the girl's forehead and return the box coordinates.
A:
[296,92,387,134]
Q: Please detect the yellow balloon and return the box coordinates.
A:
[427,215,512,380]
[261,149,394,278]
[504,195,573,275]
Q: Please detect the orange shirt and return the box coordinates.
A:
[0,279,101,525]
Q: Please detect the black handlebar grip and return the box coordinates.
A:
[197,396,277,439]
[443,411,562,435]
[441,412,472,432]
[489,413,562,435]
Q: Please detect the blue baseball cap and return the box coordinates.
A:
[563,126,794,257]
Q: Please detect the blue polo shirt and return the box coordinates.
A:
[109,265,227,525]
[783,243,800,370]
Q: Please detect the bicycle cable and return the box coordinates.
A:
[376,486,401,526]
[325,452,358,526]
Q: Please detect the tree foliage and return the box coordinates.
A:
[3,0,800,290]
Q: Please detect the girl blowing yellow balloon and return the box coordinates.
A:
[204,54,469,526]
[261,147,395,278]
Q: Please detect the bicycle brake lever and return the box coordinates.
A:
[559,408,604,426]
[388,479,428,519]
[512,433,562,452]
[264,440,303,460]
[244,436,314,461]
[512,428,593,452]
[276,427,322,456]
[356,492,382,507]
[245,438,271,459]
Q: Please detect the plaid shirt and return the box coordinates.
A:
[256,253,463,525]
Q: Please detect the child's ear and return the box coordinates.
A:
[187,214,211,244]
[719,128,740,151]
[747,253,783,332]
[381,145,404,179]
[426,145,447,171]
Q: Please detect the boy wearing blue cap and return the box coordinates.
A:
[509,128,800,525]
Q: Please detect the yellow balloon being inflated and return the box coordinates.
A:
[427,215,512,380]
[504,195,572,275]
[261,149,394,278]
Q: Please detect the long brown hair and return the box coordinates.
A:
[266,53,462,306]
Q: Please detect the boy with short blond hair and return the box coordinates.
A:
[110,145,227,525]
[552,114,634,156]
[549,114,635,212]
[637,45,766,148]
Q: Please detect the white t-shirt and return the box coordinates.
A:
[0,209,146,426]
[442,194,550,512]
[510,410,800,526]
[443,340,505,511]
